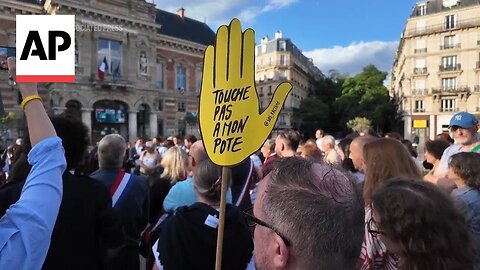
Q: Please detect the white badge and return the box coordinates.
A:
[204,214,219,229]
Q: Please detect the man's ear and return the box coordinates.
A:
[272,233,289,268]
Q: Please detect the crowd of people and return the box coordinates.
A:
[0,56,479,270]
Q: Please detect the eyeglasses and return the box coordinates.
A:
[367,216,384,236]
[243,206,291,246]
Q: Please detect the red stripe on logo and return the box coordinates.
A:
[16,75,75,83]
[110,170,126,197]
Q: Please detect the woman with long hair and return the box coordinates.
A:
[371,179,475,270]
[358,138,422,270]
[149,146,188,223]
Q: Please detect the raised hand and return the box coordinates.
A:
[199,19,292,166]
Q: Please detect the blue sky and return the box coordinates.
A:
[153,0,419,75]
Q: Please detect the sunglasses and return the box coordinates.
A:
[243,206,291,246]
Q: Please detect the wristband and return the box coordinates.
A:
[21,95,42,111]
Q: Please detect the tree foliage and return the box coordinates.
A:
[347,117,372,133]
[296,65,401,137]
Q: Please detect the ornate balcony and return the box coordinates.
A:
[438,64,461,72]
[413,67,428,74]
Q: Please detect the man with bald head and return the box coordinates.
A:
[163,140,232,212]
[349,136,377,174]
[251,157,364,269]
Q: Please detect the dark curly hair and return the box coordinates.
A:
[372,179,475,270]
[23,113,90,170]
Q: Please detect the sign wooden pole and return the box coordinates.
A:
[215,166,231,270]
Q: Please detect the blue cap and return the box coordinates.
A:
[449,112,478,128]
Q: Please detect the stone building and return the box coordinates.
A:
[390,0,480,143]
[255,31,324,131]
[0,0,214,143]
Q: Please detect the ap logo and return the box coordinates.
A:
[16,15,75,83]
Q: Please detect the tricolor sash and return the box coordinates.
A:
[109,170,133,208]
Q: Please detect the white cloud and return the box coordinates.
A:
[153,0,297,28]
[304,41,399,76]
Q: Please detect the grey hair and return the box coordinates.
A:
[262,157,364,269]
[97,134,126,169]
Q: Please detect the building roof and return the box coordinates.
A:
[411,0,480,17]
[155,9,215,46]
[16,0,45,5]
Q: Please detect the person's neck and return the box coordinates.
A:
[281,150,296,157]
[460,139,480,150]
[455,180,467,189]
[197,196,220,209]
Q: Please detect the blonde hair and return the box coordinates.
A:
[160,146,188,184]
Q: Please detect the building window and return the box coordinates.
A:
[441,55,458,71]
[97,39,122,75]
[261,44,266,53]
[75,41,79,67]
[158,99,163,111]
[278,70,286,79]
[178,102,186,112]
[155,58,164,89]
[442,77,457,90]
[268,85,272,95]
[280,55,286,65]
[415,39,427,53]
[176,65,186,91]
[442,35,458,49]
[441,99,456,112]
[415,100,425,112]
[269,57,272,65]
[416,20,426,32]
[444,14,456,30]
[196,65,202,93]
[279,40,286,51]
[417,4,427,16]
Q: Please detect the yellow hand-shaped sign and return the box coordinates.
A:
[199,19,292,166]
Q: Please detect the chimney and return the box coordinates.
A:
[274,30,282,39]
[177,7,185,18]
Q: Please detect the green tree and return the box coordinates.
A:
[334,65,397,134]
[347,117,372,133]
[295,72,344,136]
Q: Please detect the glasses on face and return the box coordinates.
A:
[243,206,291,246]
[367,216,384,236]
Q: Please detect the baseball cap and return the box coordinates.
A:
[449,112,478,129]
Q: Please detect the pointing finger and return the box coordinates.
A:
[228,19,242,81]
[202,46,214,90]
[242,28,254,79]
[215,25,228,86]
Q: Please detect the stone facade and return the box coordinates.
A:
[391,0,480,144]
[254,31,323,132]
[0,0,213,143]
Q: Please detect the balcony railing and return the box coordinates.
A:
[405,17,480,37]
[440,43,461,50]
[414,108,426,112]
[413,67,428,74]
[414,48,427,53]
[440,107,457,112]
[412,88,428,95]
[439,64,461,72]
[432,85,470,94]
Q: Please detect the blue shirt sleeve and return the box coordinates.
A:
[0,137,66,270]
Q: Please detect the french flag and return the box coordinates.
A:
[98,57,108,80]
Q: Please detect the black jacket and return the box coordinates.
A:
[158,202,253,270]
